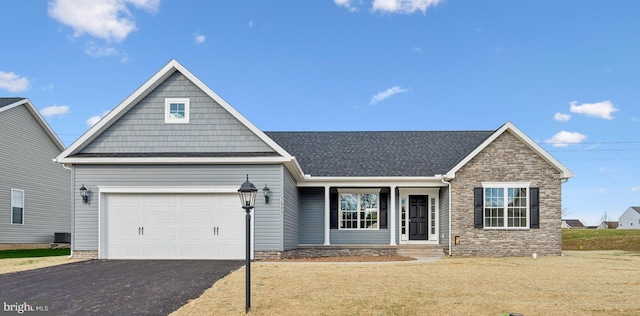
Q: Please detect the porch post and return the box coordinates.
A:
[389,186,397,245]
[324,185,330,245]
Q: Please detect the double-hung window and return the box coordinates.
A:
[164,98,190,123]
[11,189,24,225]
[482,183,529,229]
[339,190,379,230]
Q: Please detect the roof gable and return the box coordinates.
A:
[0,98,65,151]
[56,59,292,162]
[445,122,574,179]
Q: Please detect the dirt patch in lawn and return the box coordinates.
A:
[0,257,83,274]
[260,255,416,262]
[171,251,640,316]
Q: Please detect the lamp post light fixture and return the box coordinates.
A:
[79,184,89,204]
[237,175,257,313]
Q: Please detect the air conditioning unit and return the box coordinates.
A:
[54,232,71,244]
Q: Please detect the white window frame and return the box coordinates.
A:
[337,189,381,230]
[164,98,190,123]
[481,182,530,230]
[11,189,24,225]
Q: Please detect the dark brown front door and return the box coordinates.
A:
[409,195,428,240]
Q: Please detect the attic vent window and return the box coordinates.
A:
[165,98,190,123]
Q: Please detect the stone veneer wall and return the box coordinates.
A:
[72,250,98,259]
[255,247,398,260]
[450,130,563,257]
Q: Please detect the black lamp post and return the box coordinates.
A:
[237,175,257,313]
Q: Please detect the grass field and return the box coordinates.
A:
[0,248,70,259]
[562,229,640,251]
[171,251,640,316]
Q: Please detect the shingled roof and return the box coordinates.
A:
[0,97,25,108]
[265,130,493,177]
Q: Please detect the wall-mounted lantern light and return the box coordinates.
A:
[263,184,271,205]
[79,184,89,204]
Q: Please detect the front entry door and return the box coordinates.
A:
[409,195,428,240]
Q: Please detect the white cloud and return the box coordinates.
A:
[412,46,422,53]
[554,112,571,122]
[569,100,619,120]
[372,0,443,14]
[86,110,110,126]
[545,130,587,147]
[194,34,206,44]
[599,188,608,193]
[85,42,128,62]
[48,0,160,42]
[0,71,30,93]
[370,86,408,105]
[335,0,359,12]
[86,115,102,126]
[631,117,638,122]
[40,105,70,118]
[632,187,640,191]
[249,20,254,28]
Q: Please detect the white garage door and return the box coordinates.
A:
[103,193,246,259]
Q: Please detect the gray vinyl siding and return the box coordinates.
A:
[331,229,390,244]
[80,71,274,154]
[299,188,324,244]
[282,168,299,250]
[72,164,283,251]
[439,186,450,247]
[0,105,70,244]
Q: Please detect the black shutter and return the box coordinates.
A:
[379,192,388,229]
[474,187,483,228]
[330,190,338,229]
[530,187,540,229]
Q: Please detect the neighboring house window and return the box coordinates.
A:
[339,190,379,230]
[164,98,190,123]
[480,183,531,229]
[11,189,24,225]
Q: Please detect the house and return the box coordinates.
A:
[597,221,619,229]
[561,219,585,229]
[618,207,640,229]
[55,60,574,259]
[0,98,71,249]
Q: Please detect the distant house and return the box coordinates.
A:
[0,98,71,249]
[561,219,585,229]
[597,221,619,229]
[618,207,640,229]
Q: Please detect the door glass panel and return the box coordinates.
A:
[430,198,436,235]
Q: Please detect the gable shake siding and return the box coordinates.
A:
[449,130,562,257]
[72,164,283,251]
[80,72,274,155]
[0,103,70,244]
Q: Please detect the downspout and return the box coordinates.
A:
[61,163,74,259]
[441,176,452,256]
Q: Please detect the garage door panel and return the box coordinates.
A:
[143,211,176,223]
[181,211,214,223]
[143,194,176,207]
[104,193,246,259]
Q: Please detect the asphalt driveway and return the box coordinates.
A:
[0,260,243,315]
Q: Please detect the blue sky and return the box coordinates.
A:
[1,0,639,225]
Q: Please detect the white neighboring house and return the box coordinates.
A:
[618,207,640,229]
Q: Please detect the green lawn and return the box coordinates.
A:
[562,229,640,251]
[0,248,70,259]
